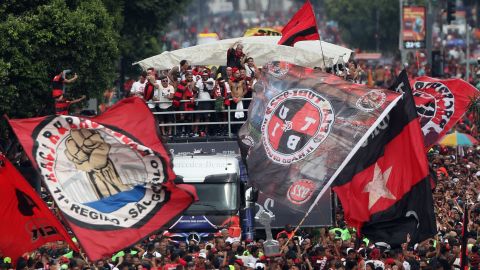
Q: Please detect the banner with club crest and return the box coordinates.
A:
[239,61,402,214]
[9,97,197,260]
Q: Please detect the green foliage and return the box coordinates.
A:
[468,96,480,128]
[0,0,119,119]
[0,0,190,123]
[324,0,401,52]
[113,0,192,77]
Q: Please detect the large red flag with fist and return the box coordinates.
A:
[8,97,197,261]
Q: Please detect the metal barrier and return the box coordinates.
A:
[147,98,252,138]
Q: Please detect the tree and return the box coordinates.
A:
[324,0,400,53]
[102,0,192,89]
[0,0,119,119]
[0,0,192,142]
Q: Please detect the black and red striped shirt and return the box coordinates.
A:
[55,99,71,115]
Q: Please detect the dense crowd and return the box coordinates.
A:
[38,58,480,270]
[8,4,480,269]
[122,41,260,137]
[2,138,480,270]
[118,50,480,139]
[161,5,344,51]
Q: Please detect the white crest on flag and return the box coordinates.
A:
[34,115,168,229]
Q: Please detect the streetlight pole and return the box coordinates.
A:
[426,0,433,66]
[399,0,406,66]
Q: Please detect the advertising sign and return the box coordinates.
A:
[403,6,426,49]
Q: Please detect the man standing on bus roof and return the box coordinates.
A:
[227,41,245,69]
[52,69,78,99]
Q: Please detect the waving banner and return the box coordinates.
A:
[333,78,436,247]
[0,155,77,262]
[412,77,479,149]
[8,97,196,260]
[239,62,401,214]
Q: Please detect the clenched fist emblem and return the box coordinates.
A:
[65,129,129,199]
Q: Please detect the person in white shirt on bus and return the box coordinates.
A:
[130,71,147,98]
[157,75,175,136]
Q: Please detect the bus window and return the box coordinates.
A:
[185,182,238,214]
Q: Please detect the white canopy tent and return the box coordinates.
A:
[134,36,352,70]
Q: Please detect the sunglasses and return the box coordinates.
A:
[161,80,168,82]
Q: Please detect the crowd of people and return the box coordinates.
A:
[120,47,480,139]
[38,53,480,270]
[123,41,259,137]
[161,4,344,52]
[3,136,480,270]
[14,3,480,270]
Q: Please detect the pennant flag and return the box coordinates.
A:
[239,61,402,214]
[0,155,77,262]
[278,0,320,46]
[8,97,197,261]
[332,81,437,247]
[412,76,479,149]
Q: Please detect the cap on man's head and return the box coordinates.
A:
[52,89,63,98]
[384,258,395,265]
[234,259,244,266]
[198,252,207,259]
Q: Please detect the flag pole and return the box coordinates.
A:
[318,40,327,70]
[310,1,327,69]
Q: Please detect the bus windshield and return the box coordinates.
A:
[185,182,238,213]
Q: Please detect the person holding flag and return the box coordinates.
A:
[52,69,78,99]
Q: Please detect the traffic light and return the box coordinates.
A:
[447,0,456,24]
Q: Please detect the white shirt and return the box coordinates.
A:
[196,79,213,100]
[142,251,161,259]
[148,80,162,109]
[245,64,256,78]
[130,80,146,97]
[365,260,384,270]
[158,84,175,109]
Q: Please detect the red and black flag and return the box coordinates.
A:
[8,97,197,261]
[332,79,437,247]
[389,70,412,94]
[239,61,401,214]
[411,77,479,149]
[278,0,320,46]
[389,70,431,109]
[0,155,78,262]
